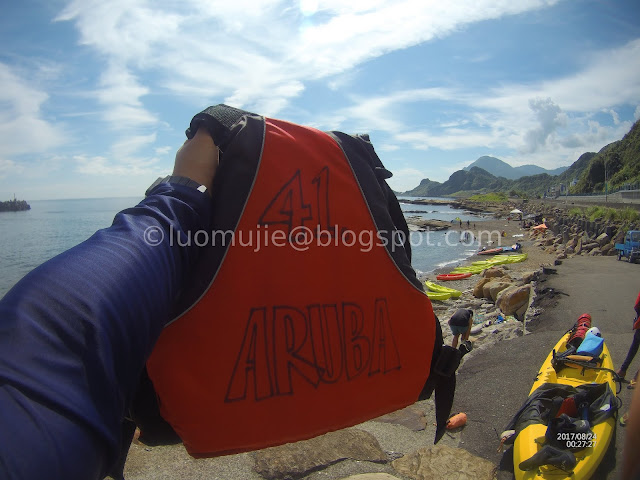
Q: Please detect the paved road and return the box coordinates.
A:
[452,255,640,479]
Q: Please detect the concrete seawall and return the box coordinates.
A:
[543,189,640,210]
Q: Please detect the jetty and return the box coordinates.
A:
[0,196,31,212]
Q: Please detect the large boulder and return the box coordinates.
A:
[473,278,492,298]
[601,242,614,254]
[496,285,531,316]
[392,445,495,480]
[596,232,610,247]
[486,281,513,302]
[582,242,600,252]
[342,475,403,480]
[520,271,539,285]
[253,429,387,479]
[482,267,507,278]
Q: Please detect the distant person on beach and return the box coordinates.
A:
[0,128,219,479]
[616,290,640,384]
[448,308,474,348]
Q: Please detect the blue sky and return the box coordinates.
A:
[1,0,639,200]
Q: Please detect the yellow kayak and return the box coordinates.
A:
[451,254,528,275]
[512,332,617,480]
[425,290,452,301]
[424,280,462,298]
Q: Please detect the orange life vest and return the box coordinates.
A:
[146,105,437,457]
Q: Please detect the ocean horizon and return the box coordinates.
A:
[0,196,486,299]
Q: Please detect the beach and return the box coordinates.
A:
[419,216,557,354]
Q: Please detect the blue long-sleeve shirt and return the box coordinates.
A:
[0,183,211,479]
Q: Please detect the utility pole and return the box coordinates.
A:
[605,158,608,203]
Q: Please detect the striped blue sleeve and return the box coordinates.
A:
[0,183,211,479]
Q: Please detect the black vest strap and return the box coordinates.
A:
[186,105,255,150]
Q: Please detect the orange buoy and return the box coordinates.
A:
[446,412,467,429]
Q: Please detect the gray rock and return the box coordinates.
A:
[520,271,538,284]
[253,429,387,480]
[582,242,599,252]
[596,232,610,247]
[373,405,427,432]
[496,285,531,316]
[391,445,496,480]
[339,474,402,480]
[482,267,507,278]
[406,218,451,231]
[601,242,614,254]
[487,281,512,302]
[473,278,492,298]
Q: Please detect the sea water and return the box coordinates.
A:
[0,196,485,299]
[399,197,483,276]
[0,197,141,299]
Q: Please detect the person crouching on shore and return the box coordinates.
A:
[448,308,474,348]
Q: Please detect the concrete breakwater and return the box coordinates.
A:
[0,199,30,212]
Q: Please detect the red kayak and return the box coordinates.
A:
[436,273,472,281]
[477,247,503,255]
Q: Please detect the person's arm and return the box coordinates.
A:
[635,291,640,317]
[0,129,218,479]
[623,379,640,479]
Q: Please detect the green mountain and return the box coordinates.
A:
[403,167,509,196]
[463,156,568,179]
[572,119,640,193]
[401,178,441,196]
[402,119,640,197]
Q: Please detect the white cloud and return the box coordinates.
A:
[608,109,620,125]
[54,0,564,118]
[155,146,172,155]
[74,154,158,176]
[377,144,400,152]
[95,63,158,130]
[0,63,66,157]
[386,167,431,192]
[320,36,640,170]
[522,98,567,153]
[0,158,22,179]
[111,133,157,159]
